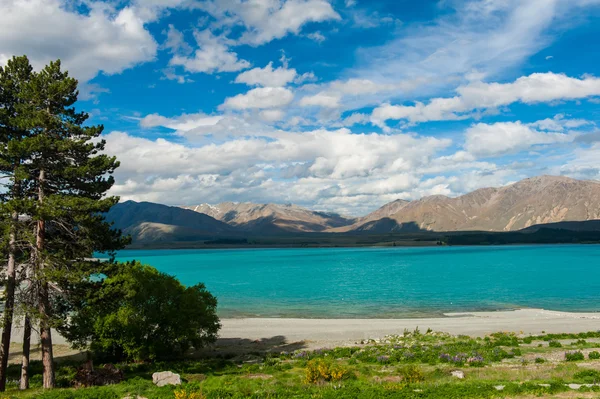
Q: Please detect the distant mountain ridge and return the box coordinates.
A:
[335,175,600,233]
[181,202,354,233]
[105,201,237,243]
[107,176,600,243]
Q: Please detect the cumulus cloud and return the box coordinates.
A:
[463,121,572,158]
[372,73,600,126]
[235,62,298,87]
[259,109,286,122]
[559,143,600,180]
[140,113,224,131]
[103,128,456,214]
[0,0,157,84]
[300,92,341,108]
[222,87,294,109]
[169,30,251,74]
[200,0,341,46]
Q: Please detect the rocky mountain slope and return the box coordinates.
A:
[337,176,600,233]
[106,201,236,242]
[181,202,354,233]
[107,176,600,243]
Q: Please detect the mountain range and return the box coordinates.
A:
[105,175,600,244]
[180,202,353,233]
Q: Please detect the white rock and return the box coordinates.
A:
[450,370,465,379]
[494,385,505,391]
[152,371,182,387]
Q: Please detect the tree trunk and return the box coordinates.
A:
[0,209,19,392]
[19,316,31,390]
[36,169,54,389]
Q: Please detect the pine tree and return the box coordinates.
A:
[17,59,127,389]
[0,55,34,392]
[0,56,126,389]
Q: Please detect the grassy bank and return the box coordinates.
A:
[3,330,600,398]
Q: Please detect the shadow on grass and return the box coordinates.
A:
[4,335,307,389]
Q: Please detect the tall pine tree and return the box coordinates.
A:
[0,56,127,389]
[0,56,34,392]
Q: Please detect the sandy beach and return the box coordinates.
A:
[5,308,600,357]
[218,309,600,350]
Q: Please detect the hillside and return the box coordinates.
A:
[181,202,354,233]
[338,176,600,233]
[106,201,237,243]
[107,176,600,244]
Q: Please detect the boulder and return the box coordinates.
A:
[152,371,182,387]
[450,370,465,379]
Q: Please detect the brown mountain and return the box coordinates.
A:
[181,202,354,233]
[106,201,237,242]
[337,176,600,233]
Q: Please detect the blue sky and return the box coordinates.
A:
[1,0,600,215]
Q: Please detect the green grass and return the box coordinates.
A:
[2,330,600,399]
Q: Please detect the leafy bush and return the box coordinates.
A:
[574,369,600,383]
[588,351,600,360]
[534,357,546,364]
[398,364,424,384]
[60,261,220,361]
[565,351,585,361]
[305,359,348,383]
[548,341,562,348]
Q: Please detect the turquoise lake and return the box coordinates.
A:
[106,245,600,318]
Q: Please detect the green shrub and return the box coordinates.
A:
[565,351,585,361]
[548,341,562,348]
[588,351,600,360]
[398,364,424,384]
[574,369,600,383]
[534,357,546,364]
[59,262,220,361]
[305,359,348,383]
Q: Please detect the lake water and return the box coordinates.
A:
[106,245,600,318]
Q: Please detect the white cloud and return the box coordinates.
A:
[340,113,370,126]
[139,112,281,140]
[307,31,326,43]
[140,113,224,131]
[329,79,395,95]
[300,92,341,108]
[259,109,286,122]
[169,30,251,74]
[235,62,297,87]
[104,128,453,214]
[463,121,572,158]
[528,114,594,132]
[163,24,192,55]
[559,143,600,180]
[0,0,157,84]
[222,87,294,109]
[200,0,341,46]
[357,0,559,84]
[372,73,600,125]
